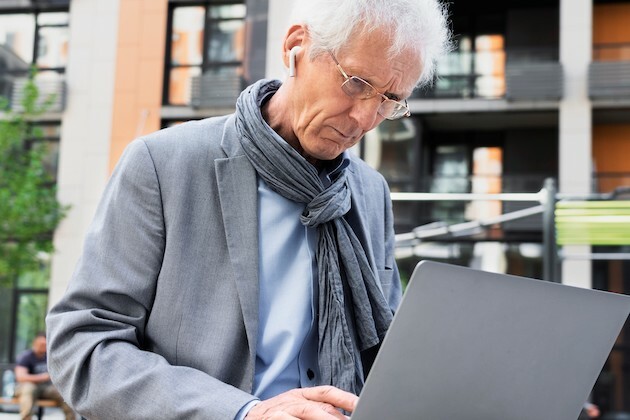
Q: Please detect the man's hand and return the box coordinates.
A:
[14,366,50,384]
[245,386,358,419]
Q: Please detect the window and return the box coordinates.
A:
[165,1,247,106]
[32,123,62,183]
[420,34,505,99]
[0,260,51,364]
[35,12,69,74]
[0,13,35,99]
[0,9,69,101]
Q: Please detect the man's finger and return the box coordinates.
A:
[299,386,358,413]
[282,401,349,420]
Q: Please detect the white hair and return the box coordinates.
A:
[289,0,452,88]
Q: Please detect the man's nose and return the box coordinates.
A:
[348,97,383,131]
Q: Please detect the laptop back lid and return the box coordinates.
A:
[352,261,630,420]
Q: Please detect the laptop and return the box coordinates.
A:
[352,260,630,420]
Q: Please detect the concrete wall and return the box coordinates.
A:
[49,0,121,305]
[49,0,168,306]
[559,0,592,288]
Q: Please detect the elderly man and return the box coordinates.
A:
[46,0,450,418]
[14,333,74,420]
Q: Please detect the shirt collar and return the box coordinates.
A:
[318,152,350,186]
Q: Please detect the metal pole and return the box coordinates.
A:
[390,192,543,202]
[542,178,559,282]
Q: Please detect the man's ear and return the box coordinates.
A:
[282,24,307,72]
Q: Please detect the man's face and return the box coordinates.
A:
[286,28,422,163]
[32,336,46,357]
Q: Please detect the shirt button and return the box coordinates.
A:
[307,368,315,380]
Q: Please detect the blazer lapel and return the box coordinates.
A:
[215,116,259,364]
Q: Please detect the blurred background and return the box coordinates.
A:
[0,0,629,417]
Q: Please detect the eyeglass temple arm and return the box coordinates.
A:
[327,51,350,79]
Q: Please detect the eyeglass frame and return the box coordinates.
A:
[328,51,411,120]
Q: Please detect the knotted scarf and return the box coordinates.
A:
[234,79,393,394]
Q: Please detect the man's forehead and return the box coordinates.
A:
[333,39,419,93]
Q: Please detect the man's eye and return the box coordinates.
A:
[348,78,366,89]
[346,77,371,96]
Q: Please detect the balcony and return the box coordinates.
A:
[505,62,563,101]
[504,47,562,102]
[190,70,243,109]
[9,76,66,113]
[589,43,630,100]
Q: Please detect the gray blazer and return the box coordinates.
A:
[46,114,402,419]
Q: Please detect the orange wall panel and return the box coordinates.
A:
[593,125,630,172]
[109,0,168,174]
[593,124,630,192]
[594,4,630,45]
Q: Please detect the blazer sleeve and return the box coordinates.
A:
[46,139,256,419]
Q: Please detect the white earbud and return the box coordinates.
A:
[288,46,302,77]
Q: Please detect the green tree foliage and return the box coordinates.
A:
[0,75,69,286]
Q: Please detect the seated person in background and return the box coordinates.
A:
[15,332,74,420]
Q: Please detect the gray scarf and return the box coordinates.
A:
[234,79,393,394]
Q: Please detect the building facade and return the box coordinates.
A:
[0,0,629,414]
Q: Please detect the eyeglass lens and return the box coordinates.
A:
[340,76,408,120]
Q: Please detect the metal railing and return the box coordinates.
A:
[392,179,558,281]
[394,179,630,282]
[389,174,551,234]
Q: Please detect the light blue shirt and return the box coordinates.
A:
[235,151,349,419]
[253,176,321,399]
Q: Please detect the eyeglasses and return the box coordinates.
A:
[328,51,411,121]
